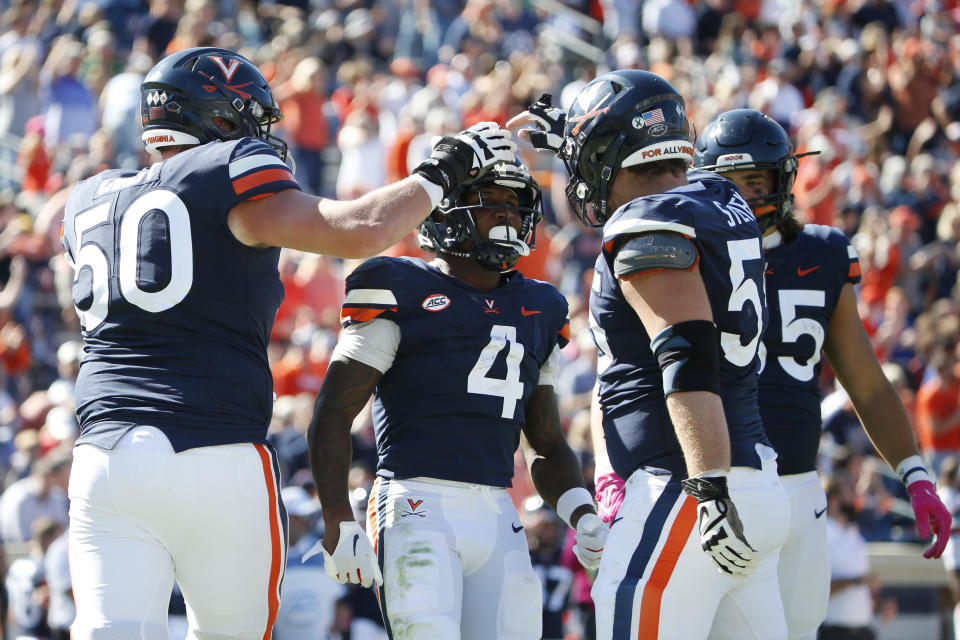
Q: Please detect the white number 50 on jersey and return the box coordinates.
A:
[70,189,193,331]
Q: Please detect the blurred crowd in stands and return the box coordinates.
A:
[1,0,960,637]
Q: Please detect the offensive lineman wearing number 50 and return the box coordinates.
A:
[60,46,518,639]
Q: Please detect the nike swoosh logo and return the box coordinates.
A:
[512,523,524,533]
[520,307,541,316]
[797,265,821,276]
[352,534,360,554]
[815,507,827,519]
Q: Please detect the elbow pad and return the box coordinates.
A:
[650,320,721,396]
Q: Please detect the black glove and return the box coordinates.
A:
[413,121,517,197]
[521,93,566,154]
[681,474,757,577]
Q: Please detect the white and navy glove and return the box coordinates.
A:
[681,473,757,577]
[304,521,383,589]
[413,121,517,197]
[508,93,566,154]
[572,512,608,570]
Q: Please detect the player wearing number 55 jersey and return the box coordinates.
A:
[61,47,518,639]
[514,70,790,639]
[307,157,607,640]
[695,109,951,640]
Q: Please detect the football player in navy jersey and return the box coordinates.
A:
[306,156,607,640]
[511,72,789,639]
[690,109,952,640]
[61,47,518,639]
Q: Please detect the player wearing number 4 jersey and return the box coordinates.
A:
[512,70,789,640]
[692,109,951,640]
[307,156,606,640]
[61,46,518,639]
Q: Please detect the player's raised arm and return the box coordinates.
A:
[227,122,517,257]
[137,46,516,260]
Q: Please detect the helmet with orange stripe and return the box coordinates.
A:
[693,109,810,234]
[140,47,287,160]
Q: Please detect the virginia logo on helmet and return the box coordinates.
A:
[139,47,287,160]
[209,56,240,81]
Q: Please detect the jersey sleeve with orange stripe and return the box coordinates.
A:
[222,137,300,204]
[340,257,402,327]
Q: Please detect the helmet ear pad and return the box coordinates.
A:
[693,109,798,232]
[560,69,695,227]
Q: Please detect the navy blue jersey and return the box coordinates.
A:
[759,225,861,475]
[61,138,299,452]
[589,170,769,479]
[340,257,570,487]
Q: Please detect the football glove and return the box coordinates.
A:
[594,471,626,525]
[897,455,951,559]
[906,480,950,558]
[412,121,517,197]
[304,521,383,588]
[681,474,757,577]
[572,512,608,570]
[509,93,566,154]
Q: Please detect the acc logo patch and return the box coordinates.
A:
[422,294,450,311]
[649,123,668,137]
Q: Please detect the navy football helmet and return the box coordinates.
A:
[418,157,542,272]
[559,69,694,227]
[694,109,808,233]
[140,47,287,159]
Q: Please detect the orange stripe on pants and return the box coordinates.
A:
[367,477,381,553]
[254,444,282,640]
[638,496,698,639]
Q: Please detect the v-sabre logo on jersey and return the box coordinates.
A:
[422,293,451,311]
[484,299,499,314]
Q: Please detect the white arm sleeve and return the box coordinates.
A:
[538,345,561,387]
[331,318,401,373]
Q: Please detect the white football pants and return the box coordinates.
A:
[68,427,287,640]
[593,446,790,640]
[774,471,830,640]
[367,476,542,640]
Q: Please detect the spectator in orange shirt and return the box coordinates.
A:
[276,57,331,196]
[916,347,960,476]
